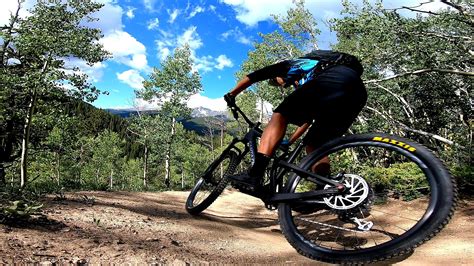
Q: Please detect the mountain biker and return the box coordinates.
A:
[224,50,367,191]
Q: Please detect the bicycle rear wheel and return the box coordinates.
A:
[278,133,457,264]
[186,150,238,215]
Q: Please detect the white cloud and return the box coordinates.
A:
[157,46,171,61]
[147,18,160,30]
[188,6,205,19]
[193,54,233,73]
[126,6,136,19]
[156,26,202,62]
[194,55,214,73]
[215,55,233,70]
[220,0,450,27]
[142,0,158,12]
[117,69,145,90]
[133,98,162,110]
[100,30,145,56]
[188,94,227,111]
[88,1,124,34]
[155,27,233,73]
[177,26,203,50]
[99,30,150,71]
[129,54,149,70]
[220,27,253,45]
[168,9,180,23]
[63,58,107,83]
[219,0,293,26]
[0,0,34,27]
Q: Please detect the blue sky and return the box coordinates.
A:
[1,0,445,111]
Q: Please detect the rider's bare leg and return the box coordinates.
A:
[228,112,288,187]
[258,112,288,156]
[306,145,331,176]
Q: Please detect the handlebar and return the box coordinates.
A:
[231,104,260,130]
[225,94,292,154]
[224,94,259,130]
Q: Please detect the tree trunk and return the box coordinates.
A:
[0,164,5,187]
[109,168,113,189]
[20,89,37,188]
[165,152,170,187]
[78,144,84,186]
[95,168,100,185]
[56,151,60,186]
[259,97,263,123]
[181,171,184,189]
[220,124,224,179]
[0,113,15,187]
[143,144,148,188]
[165,118,176,188]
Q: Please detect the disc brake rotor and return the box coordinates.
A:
[323,174,370,210]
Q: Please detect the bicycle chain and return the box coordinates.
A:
[295,216,368,234]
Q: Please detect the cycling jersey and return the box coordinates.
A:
[247,58,319,88]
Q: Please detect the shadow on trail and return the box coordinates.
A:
[46,192,191,221]
[196,212,278,229]
[1,215,67,233]
[47,191,279,230]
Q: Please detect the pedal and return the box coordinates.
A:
[231,182,266,199]
[231,181,256,192]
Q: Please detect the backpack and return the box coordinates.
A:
[301,50,364,76]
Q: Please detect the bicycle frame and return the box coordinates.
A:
[225,104,346,204]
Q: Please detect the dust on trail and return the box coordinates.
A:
[1,190,472,265]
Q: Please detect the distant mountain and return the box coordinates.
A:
[105,108,159,118]
[106,107,228,119]
[191,107,227,118]
[104,107,230,135]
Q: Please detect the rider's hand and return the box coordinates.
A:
[224,93,236,107]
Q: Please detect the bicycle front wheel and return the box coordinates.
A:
[278,133,457,264]
[186,150,239,215]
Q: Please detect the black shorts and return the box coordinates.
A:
[273,65,367,147]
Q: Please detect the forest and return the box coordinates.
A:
[0,0,472,217]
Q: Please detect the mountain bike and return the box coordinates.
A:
[185,102,457,264]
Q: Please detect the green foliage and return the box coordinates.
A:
[140,45,201,119]
[1,0,470,198]
[330,1,472,192]
[137,45,203,188]
[0,0,110,188]
[237,0,320,115]
[361,163,428,200]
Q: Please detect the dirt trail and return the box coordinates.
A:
[1,190,472,265]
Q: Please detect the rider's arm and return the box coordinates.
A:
[228,76,253,96]
[288,123,310,144]
[228,61,292,96]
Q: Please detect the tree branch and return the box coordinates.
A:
[370,83,415,123]
[386,1,474,27]
[1,0,21,67]
[365,68,474,84]
[365,106,464,148]
[440,0,469,14]
[385,1,440,15]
